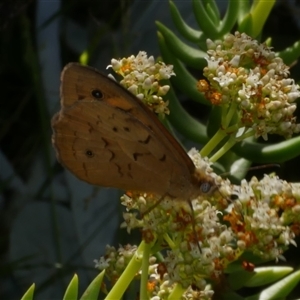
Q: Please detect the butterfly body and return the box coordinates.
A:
[52,63,215,200]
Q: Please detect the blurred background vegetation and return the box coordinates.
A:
[1,0,300,299]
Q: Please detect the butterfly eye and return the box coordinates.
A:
[200,182,211,193]
[85,149,95,158]
[91,89,103,99]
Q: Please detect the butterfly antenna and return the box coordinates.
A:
[219,163,280,178]
[140,195,166,218]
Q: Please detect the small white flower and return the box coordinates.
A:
[142,77,153,90]
[128,84,138,95]
[159,64,175,79]
[158,85,170,96]
[94,257,110,270]
[136,93,144,100]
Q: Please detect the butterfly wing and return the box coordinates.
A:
[51,63,198,198]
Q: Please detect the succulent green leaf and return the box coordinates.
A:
[278,40,300,66]
[238,12,253,36]
[166,84,208,144]
[192,0,220,39]
[237,0,252,24]
[250,0,275,38]
[169,1,202,43]
[157,31,209,105]
[245,270,300,300]
[245,267,293,287]
[80,270,105,300]
[228,158,252,182]
[20,284,35,300]
[156,21,207,68]
[204,0,220,26]
[233,136,300,163]
[63,274,79,300]
[219,0,240,35]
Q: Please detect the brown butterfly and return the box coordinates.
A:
[51,63,216,202]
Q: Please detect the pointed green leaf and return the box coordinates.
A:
[63,274,79,300]
[238,12,253,36]
[166,83,208,144]
[229,158,252,182]
[237,0,251,23]
[219,0,240,35]
[278,40,300,66]
[157,31,208,105]
[156,21,207,68]
[250,0,275,38]
[192,0,219,39]
[204,0,220,26]
[80,270,105,300]
[245,267,293,287]
[233,136,300,163]
[169,1,202,43]
[245,270,300,300]
[20,284,35,300]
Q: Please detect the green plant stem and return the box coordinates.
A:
[200,128,227,157]
[223,102,237,128]
[201,101,241,157]
[105,241,145,300]
[140,242,151,300]
[210,135,237,162]
[236,129,255,141]
[163,233,176,249]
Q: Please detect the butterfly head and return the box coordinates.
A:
[191,168,219,199]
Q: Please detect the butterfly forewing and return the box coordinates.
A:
[52,63,200,198]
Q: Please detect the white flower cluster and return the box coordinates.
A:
[108,51,175,117]
[96,150,300,298]
[203,32,300,140]
[228,174,298,261]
